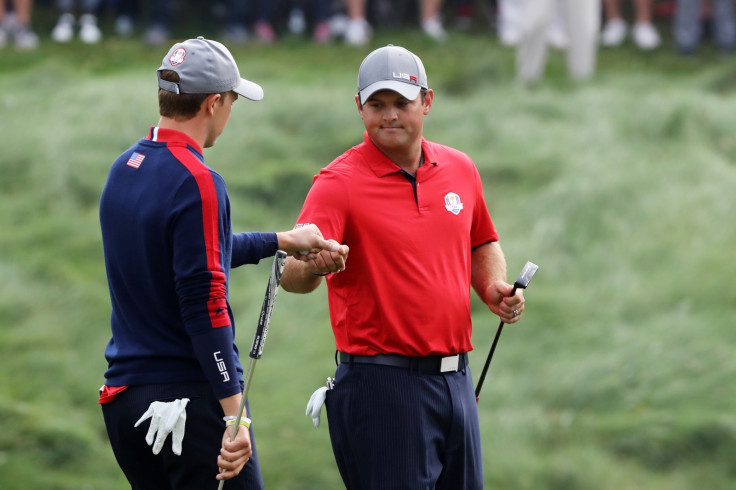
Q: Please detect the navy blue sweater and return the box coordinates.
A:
[100,127,278,400]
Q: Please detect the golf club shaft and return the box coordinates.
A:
[474,286,517,399]
[218,251,286,490]
[230,359,257,441]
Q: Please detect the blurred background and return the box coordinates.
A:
[1,0,735,488]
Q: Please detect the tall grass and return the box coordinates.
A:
[1,20,735,489]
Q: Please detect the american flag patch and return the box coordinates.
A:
[126,152,145,168]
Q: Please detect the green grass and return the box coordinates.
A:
[2,16,736,489]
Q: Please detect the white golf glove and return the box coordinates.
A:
[306,387,328,428]
[306,377,334,428]
[134,398,189,456]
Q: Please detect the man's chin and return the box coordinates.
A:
[374,130,406,146]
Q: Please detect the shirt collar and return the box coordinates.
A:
[146,126,204,157]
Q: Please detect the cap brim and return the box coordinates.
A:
[235,78,264,101]
[359,81,421,105]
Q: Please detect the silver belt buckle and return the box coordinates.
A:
[440,355,460,372]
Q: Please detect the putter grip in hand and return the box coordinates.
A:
[249,251,286,359]
[475,261,538,400]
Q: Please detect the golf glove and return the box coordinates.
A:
[134,398,189,456]
[306,387,328,427]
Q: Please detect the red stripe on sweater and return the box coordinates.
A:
[168,144,230,328]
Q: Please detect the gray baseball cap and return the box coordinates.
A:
[157,36,264,101]
[357,45,428,104]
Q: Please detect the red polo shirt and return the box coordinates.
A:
[295,132,498,356]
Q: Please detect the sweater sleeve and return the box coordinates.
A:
[231,232,279,268]
[171,168,242,400]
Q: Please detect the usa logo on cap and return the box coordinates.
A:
[169,48,186,66]
[393,72,418,84]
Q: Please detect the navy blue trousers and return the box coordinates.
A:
[325,362,483,490]
[101,382,264,490]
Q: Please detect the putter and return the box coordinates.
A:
[219,250,286,489]
[475,261,538,402]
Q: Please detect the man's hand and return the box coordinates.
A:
[484,281,525,324]
[277,224,347,260]
[304,242,350,275]
[216,423,252,481]
[281,238,349,294]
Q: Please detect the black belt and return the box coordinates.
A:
[339,352,468,373]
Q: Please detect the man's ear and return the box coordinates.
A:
[204,93,222,116]
[355,94,364,119]
[423,89,434,115]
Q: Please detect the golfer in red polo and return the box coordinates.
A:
[281,45,526,489]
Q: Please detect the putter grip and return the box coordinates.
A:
[249,250,287,359]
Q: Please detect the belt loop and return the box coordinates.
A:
[334,350,339,367]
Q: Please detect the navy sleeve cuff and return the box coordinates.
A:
[231,232,279,267]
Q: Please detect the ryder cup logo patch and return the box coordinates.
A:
[169,48,186,66]
[444,192,464,215]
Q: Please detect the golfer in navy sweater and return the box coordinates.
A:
[99,36,342,489]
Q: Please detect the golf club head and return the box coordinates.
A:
[513,261,538,289]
